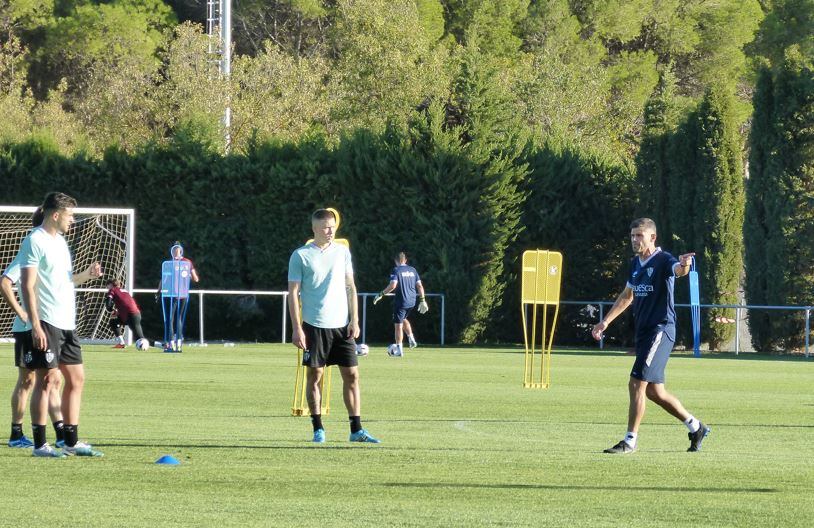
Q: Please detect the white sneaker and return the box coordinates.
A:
[408,337,417,348]
[32,443,66,458]
[63,441,104,457]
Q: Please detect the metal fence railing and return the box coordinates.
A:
[561,300,812,358]
[12,287,808,356]
[98,288,447,346]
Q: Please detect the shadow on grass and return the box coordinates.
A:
[549,348,813,362]
[382,482,778,493]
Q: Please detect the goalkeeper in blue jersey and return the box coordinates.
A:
[373,251,428,357]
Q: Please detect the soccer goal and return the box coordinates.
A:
[0,205,135,343]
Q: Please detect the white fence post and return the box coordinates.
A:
[199,291,205,345]
[281,293,288,344]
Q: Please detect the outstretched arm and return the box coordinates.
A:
[73,262,103,285]
[673,252,696,278]
[591,286,633,341]
[373,280,398,304]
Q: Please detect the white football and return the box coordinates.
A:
[387,344,402,357]
[355,344,369,356]
[136,338,150,351]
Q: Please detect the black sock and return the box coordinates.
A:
[53,420,65,443]
[64,424,78,447]
[311,414,323,432]
[349,416,362,434]
[32,425,47,449]
[10,423,23,441]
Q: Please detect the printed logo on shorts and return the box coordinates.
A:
[24,352,33,364]
[45,351,55,363]
[302,350,311,363]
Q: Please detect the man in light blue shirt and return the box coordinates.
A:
[20,192,104,457]
[288,209,379,444]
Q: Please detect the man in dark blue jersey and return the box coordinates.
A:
[373,251,428,357]
[591,218,710,454]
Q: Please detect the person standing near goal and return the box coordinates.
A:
[20,192,104,457]
[0,207,66,449]
[372,251,429,357]
[288,209,380,444]
[591,218,710,454]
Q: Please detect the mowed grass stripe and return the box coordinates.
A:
[0,343,811,527]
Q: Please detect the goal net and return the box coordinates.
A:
[0,206,135,343]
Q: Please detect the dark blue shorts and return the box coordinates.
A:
[392,305,415,324]
[630,327,674,384]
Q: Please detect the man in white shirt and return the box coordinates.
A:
[288,209,380,444]
[20,192,104,457]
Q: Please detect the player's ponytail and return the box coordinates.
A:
[31,206,45,227]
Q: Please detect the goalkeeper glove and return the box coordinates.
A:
[373,291,385,305]
[417,296,429,314]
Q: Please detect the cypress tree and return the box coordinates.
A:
[667,85,746,351]
[762,55,814,351]
[744,68,775,351]
[693,85,745,350]
[636,71,678,247]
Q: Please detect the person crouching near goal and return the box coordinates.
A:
[106,279,147,349]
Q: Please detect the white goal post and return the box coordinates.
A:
[0,205,135,343]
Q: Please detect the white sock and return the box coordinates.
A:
[624,431,637,447]
[116,336,125,345]
[684,416,700,433]
[398,343,403,353]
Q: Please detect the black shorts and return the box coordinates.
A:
[24,321,83,369]
[13,331,34,368]
[392,305,415,324]
[301,322,358,368]
[630,327,673,384]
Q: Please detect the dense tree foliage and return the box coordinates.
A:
[0,0,766,156]
[1,1,810,348]
[745,0,814,352]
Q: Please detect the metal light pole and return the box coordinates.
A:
[207,0,232,152]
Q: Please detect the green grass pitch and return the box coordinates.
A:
[0,343,812,527]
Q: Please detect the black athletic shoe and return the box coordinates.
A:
[687,423,710,452]
[603,440,636,454]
